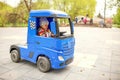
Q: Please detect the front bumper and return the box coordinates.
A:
[51,57,74,69]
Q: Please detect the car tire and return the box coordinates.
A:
[10,50,20,63]
[37,56,51,72]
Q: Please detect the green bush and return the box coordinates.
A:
[113,8,120,25]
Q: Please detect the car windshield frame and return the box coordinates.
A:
[55,17,73,39]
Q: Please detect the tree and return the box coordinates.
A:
[32,0,51,9]
[24,0,32,12]
[108,0,120,24]
[13,0,29,24]
[114,0,120,24]
[0,2,13,27]
[52,0,96,20]
[53,0,70,12]
[113,8,120,24]
[0,0,97,27]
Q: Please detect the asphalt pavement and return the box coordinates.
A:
[0,27,120,80]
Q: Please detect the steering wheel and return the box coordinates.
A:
[60,31,66,36]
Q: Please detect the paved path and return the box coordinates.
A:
[0,27,120,80]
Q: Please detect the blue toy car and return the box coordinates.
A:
[10,10,75,72]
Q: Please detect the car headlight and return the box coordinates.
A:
[58,56,64,61]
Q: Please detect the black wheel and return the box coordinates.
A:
[37,56,51,72]
[10,50,20,63]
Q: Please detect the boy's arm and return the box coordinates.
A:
[38,29,45,36]
[48,29,54,37]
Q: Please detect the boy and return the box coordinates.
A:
[38,17,54,37]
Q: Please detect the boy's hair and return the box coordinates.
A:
[40,17,49,26]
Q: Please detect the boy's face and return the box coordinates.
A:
[42,24,48,30]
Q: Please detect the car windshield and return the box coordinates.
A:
[57,18,72,37]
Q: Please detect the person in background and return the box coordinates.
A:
[75,17,78,24]
[90,18,93,24]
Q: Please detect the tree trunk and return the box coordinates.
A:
[23,0,32,12]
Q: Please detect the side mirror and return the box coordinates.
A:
[50,21,57,35]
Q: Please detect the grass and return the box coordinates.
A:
[112,24,120,28]
[0,23,28,27]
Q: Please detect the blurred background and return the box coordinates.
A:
[0,0,120,27]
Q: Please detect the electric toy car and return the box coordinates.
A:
[10,10,75,72]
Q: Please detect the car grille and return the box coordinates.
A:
[63,42,74,56]
[63,48,73,56]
